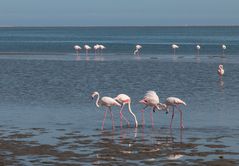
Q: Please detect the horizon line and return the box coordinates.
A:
[1,25,239,28]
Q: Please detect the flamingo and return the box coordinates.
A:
[222,44,226,55]
[217,64,224,78]
[160,97,186,129]
[196,44,200,55]
[114,94,138,128]
[74,45,81,56]
[172,44,179,55]
[134,44,142,56]
[99,45,106,54]
[94,44,100,55]
[139,91,165,127]
[91,91,121,130]
[84,45,91,56]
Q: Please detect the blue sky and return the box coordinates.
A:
[0,0,238,26]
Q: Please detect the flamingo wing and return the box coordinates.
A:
[101,97,121,107]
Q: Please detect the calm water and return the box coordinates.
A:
[0,27,239,165]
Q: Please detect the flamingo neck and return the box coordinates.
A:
[128,102,138,127]
[95,94,100,108]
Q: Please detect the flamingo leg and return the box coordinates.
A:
[120,104,130,127]
[141,105,148,127]
[141,109,145,127]
[101,110,108,130]
[109,107,115,130]
[119,104,125,128]
[178,108,184,129]
[150,110,154,128]
[170,106,175,128]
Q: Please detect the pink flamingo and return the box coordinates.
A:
[134,44,142,56]
[196,44,200,55]
[160,97,186,129]
[222,44,226,55]
[84,45,91,56]
[114,94,138,128]
[217,64,224,80]
[94,44,100,55]
[172,44,179,55]
[91,91,121,130]
[99,45,106,54]
[139,91,164,127]
[74,45,82,56]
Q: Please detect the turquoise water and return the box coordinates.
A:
[0,27,238,165]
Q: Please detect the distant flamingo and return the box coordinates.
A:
[74,45,81,56]
[99,45,106,54]
[139,91,164,127]
[134,44,142,56]
[218,64,224,78]
[91,91,121,130]
[114,94,138,128]
[94,44,100,55]
[196,44,200,55]
[160,97,186,129]
[172,44,179,55]
[84,45,91,56]
[222,44,226,55]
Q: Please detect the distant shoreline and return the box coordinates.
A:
[0,25,239,28]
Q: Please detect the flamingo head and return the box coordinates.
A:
[157,103,169,114]
[218,64,223,69]
[139,99,147,105]
[91,91,99,99]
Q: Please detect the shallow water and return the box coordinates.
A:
[0,27,239,165]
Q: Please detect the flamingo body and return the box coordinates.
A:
[218,64,224,76]
[139,91,163,127]
[91,91,120,129]
[136,45,142,50]
[101,96,121,107]
[114,94,138,127]
[84,45,91,50]
[140,91,160,108]
[196,45,200,50]
[99,45,106,50]
[165,97,186,107]
[172,44,179,55]
[161,97,186,129]
[84,45,91,55]
[74,45,81,50]
[222,44,226,50]
[172,44,179,49]
[94,44,100,50]
[134,44,142,55]
[74,45,82,55]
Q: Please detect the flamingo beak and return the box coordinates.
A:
[139,99,146,104]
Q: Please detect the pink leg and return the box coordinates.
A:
[120,104,130,128]
[109,107,115,130]
[178,109,184,129]
[122,112,130,127]
[141,109,145,127]
[170,107,175,128]
[119,105,124,128]
[101,110,108,130]
[120,111,123,129]
[150,111,154,128]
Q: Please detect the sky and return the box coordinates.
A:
[0,0,239,26]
